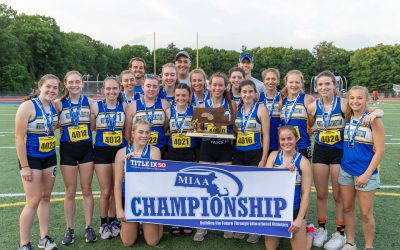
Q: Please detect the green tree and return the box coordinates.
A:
[0,64,33,93]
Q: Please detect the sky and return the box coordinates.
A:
[2,0,400,51]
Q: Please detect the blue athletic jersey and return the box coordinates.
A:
[94,101,127,147]
[203,98,233,144]
[192,90,210,107]
[342,117,377,176]
[273,150,303,210]
[26,99,58,158]
[315,96,345,149]
[59,96,92,143]
[121,91,140,104]
[133,98,166,149]
[234,103,262,151]
[168,105,196,148]
[158,88,175,106]
[259,92,280,150]
[134,85,144,96]
[230,91,242,106]
[280,93,310,150]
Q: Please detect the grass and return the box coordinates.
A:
[0,102,399,249]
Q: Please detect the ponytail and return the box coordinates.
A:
[23,74,61,101]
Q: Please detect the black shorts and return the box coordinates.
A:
[233,149,263,167]
[60,141,94,166]
[199,141,232,163]
[19,154,57,171]
[167,146,196,162]
[299,145,312,159]
[312,143,343,165]
[94,146,124,164]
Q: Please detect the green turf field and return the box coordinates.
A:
[0,102,399,249]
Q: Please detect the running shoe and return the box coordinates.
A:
[313,227,328,247]
[37,235,57,250]
[223,232,234,239]
[234,233,246,239]
[61,228,74,245]
[193,229,207,242]
[18,242,35,250]
[85,226,98,243]
[340,243,357,250]
[110,221,121,237]
[246,234,260,244]
[324,232,346,250]
[99,223,112,239]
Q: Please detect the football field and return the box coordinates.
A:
[0,102,399,249]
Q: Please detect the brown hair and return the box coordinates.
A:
[237,80,257,110]
[161,63,180,86]
[130,119,152,144]
[228,67,245,79]
[103,76,123,103]
[279,70,304,106]
[278,125,299,151]
[61,71,83,101]
[315,70,341,96]
[119,70,134,91]
[261,68,280,83]
[24,74,61,100]
[344,85,369,121]
[128,57,147,70]
[209,72,237,123]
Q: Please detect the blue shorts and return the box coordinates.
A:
[338,168,380,191]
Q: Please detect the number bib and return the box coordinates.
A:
[237,132,255,147]
[68,125,89,142]
[319,130,341,145]
[171,133,191,148]
[207,124,227,134]
[39,136,56,152]
[103,131,123,146]
[148,131,158,146]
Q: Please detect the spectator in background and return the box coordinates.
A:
[175,51,191,87]
[128,57,146,96]
[238,52,266,94]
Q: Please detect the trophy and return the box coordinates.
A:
[186,106,235,139]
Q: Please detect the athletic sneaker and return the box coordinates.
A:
[313,227,328,247]
[223,231,234,239]
[61,228,74,245]
[193,229,207,242]
[18,242,35,250]
[324,232,346,250]
[340,242,357,250]
[85,226,98,243]
[234,233,246,239]
[110,221,121,237]
[37,235,57,250]
[246,234,260,244]
[99,223,112,239]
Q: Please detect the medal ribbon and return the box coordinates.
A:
[67,96,82,127]
[284,94,301,125]
[141,98,156,123]
[33,98,55,134]
[265,91,280,118]
[127,143,149,158]
[103,101,119,132]
[319,96,337,129]
[348,111,368,148]
[240,102,257,133]
[173,104,189,134]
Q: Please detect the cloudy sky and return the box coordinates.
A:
[2,0,400,51]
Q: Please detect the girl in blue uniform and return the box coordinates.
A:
[16,74,60,250]
[259,68,281,155]
[120,70,140,104]
[338,86,384,250]
[114,120,163,247]
[193,72,237,242]
[228,67,245,106]
[280,70,315,159]
[265,126,312,250]
[124,74,170,154]
[307,71,384,249]
[190,68,210,107]
[158,63,179,106]
[55,71,97,244]
[91,77,127,239]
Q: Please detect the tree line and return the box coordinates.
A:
[1,3,399,94]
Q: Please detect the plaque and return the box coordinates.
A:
[186,106,235,139]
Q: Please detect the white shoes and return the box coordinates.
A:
[313,227,328,247]
[324,232,346,250]
[193,229,207,242]
[340,242,357,250]
[99,223,112,239]
[246,234,260,244]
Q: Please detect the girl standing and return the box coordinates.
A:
[159,63,179,106]
[228,67,245,106]
[190,68,210,107]
[120,70,140,104]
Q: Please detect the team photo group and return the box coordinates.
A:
[15,51,385,250]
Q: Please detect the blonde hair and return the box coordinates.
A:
[344,85,369,121]
[189,68,207,88]
[261,68,280,82]
[61,71,83,101]
[161,63,179,86]
[280,70,304,105]
[278,125,299,151]
[24,74,61,100]
[130,119,152,144]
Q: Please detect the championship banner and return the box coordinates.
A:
[124,159,296,238]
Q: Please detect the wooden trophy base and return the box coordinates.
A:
[185,132,235,139]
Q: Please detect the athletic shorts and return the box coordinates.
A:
[233,149,263,167]
[199,141,232,163]
[19,154,57,171]
[338,168,380,191]
[60,141,93,166]
[94,146,124,164]
[299,145,312,159]
[312,143,343,165]
[167,146,196,162]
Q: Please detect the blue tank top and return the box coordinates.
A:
[168,105,197,148]
[158,88,175,106]
[273,150,303,210]
[203,97,233,144]
[315,96,345,149]
[280,93,310,150]
[234,103,262,151]
[230,90,242,106]
[26,98,59,158]
[59,95,92,143]
[121,91,140,104]
[94,101,127,147]
[133,98,166,149]
[259,91,280,150]
[341,113,377,176]
[134,85,144,96]
[192,90,210,107]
